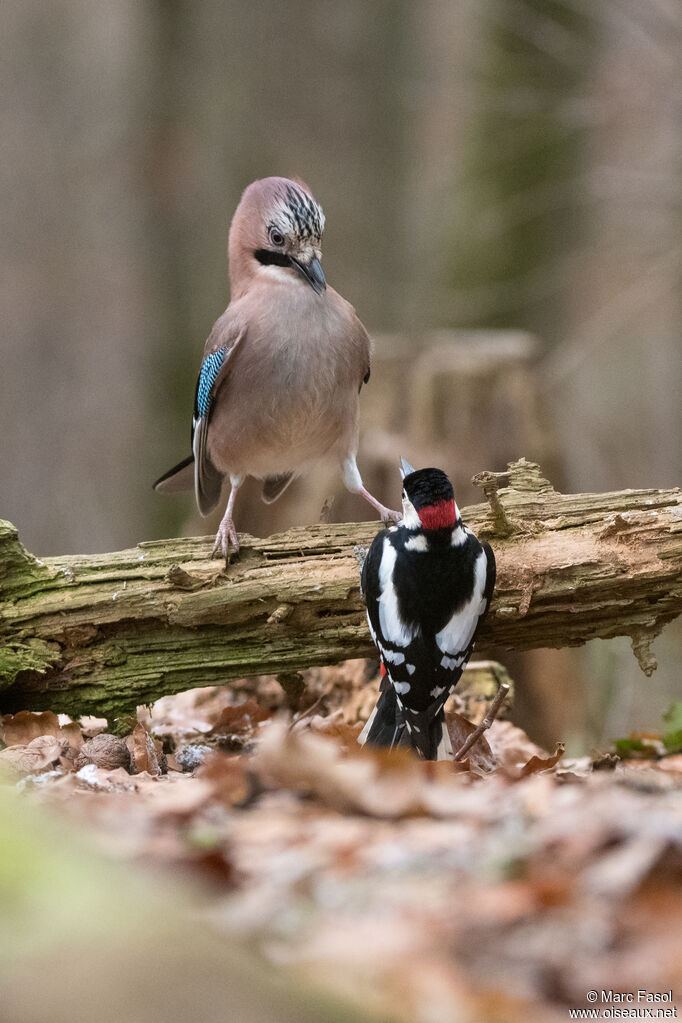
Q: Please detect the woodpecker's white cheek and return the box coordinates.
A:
[401,497,421,530]
[450,525,467,547]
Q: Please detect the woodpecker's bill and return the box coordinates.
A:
[153,176,400,561]
[359,461,496,761]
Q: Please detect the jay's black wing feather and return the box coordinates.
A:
[153,315,245,512]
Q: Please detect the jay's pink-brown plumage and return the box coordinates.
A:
[154,176,400,560]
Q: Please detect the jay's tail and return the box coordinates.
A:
[153,453,224,517]
[261,472,295,504]
[155,459,295,509]
[153,455,195,494]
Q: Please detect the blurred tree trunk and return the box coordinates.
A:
[0,1,165,556]
[543,2,682,742]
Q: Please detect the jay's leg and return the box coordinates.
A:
[342,456,401,524]
[212,474,243,563]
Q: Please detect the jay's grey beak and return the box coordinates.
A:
[291,255,326,294]
[399,457,416,480]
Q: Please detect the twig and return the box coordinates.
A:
[454,683,511,761]
[290,692,326,729]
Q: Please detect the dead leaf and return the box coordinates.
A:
[253,719,472,818]
[130,723,162,776]
[150,686,243,738]
[58,744,82,772]
[198,755,257,807]
[209,699,271,739]
[519,743,566,776]
[1,710,83,749]
[306,710,363,747]
[0,735,64,774]
[78,715,108,738]
[487,721,555,771]
[656,755,682,774]
[446,711,497,774]
[75,764,136,791]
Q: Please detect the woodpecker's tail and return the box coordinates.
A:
[358,683,401,748]
[359,683,453,761]
[401,704,453,761]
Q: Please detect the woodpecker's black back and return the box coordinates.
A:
[359,468,496,760]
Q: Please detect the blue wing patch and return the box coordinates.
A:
[195,348,226,419]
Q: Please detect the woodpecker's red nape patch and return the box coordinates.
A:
[418,499,457,530]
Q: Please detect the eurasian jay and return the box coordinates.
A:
[154,176,400,561]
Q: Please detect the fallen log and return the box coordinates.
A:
[1,459,681,719]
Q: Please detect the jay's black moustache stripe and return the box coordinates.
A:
[254,248,292,268]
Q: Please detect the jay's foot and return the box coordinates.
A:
[357,486,401,524]
[378,504,402,525]
[212,515,240,564]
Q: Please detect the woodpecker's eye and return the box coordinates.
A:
[269,228,285,247]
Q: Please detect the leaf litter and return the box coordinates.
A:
[1,663,681,1022]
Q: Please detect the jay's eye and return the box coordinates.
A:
[269,229,285,247]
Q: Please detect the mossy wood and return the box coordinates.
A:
[1,460,681,719]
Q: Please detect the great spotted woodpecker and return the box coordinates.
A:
[358,460,496,761]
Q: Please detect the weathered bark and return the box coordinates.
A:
[1,460,681,719]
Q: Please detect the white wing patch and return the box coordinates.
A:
[377,538,419,647]
[394,681,411,695]
[450,525,467,547]
[435,549,488,656]
[404,534,428,552]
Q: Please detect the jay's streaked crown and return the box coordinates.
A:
[229,176,326,297]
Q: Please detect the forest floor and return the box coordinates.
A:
[2,661,682,1023]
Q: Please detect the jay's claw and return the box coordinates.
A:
[354,482,402,525]
[212,516,240,565]
[382,507,402,525]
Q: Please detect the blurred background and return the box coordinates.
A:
[2,0,680,750]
